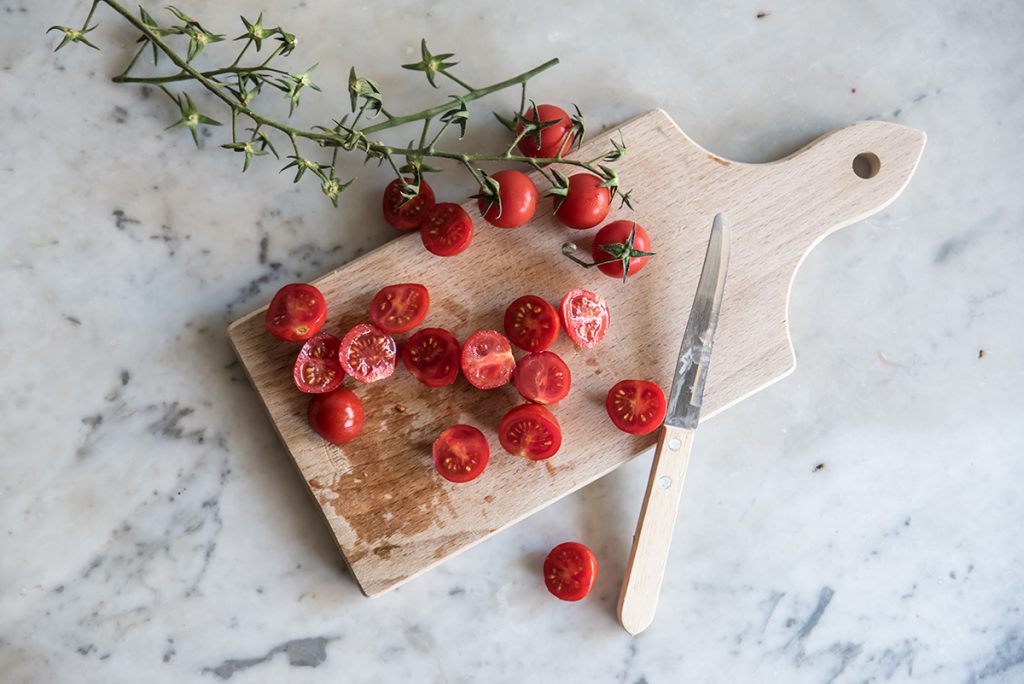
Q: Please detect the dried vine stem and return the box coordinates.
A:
[50,1,633,208]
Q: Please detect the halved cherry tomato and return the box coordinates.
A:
[559,289,610,348]
[339,323,397,383]
[293,332,345,394]
[433,424,490,483]
[553,173,611,230]
[593,221,653,279]
[478,170,537,229]
[369,283,430,334]
[516,104,575,158]
[308,388,364,445]
[421,203,474,256]
[498,403,562,460]
[382,177,435,231]
[504,295,560,352]
[461,330,516,390]
[265,283,327,342]
[543,541,598,601]
[605,380,667,435]
[513,351,571,405]
[402,328,460,387]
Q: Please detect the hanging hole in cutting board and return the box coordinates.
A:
[852,152,881,179]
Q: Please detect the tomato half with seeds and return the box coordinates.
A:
[513,351,571,405]
[460,330,516,390]
[516,104,575,158]
[308,388,364,445]
[504,295,560,352]
[553,173,611,230]
[421,203,474,256]
[478,170,537,229]
[543,542,598,601]
[593,221,653,279]
[559,289,610,348]
[382,177,435,231]
[338,323,397,383]
[402,328,460,388]
[369,283,430,334]
[605,380,667,435]
[265,283,327,342]
[293,332,345,394]
[433,424,490,483]
[499,403,562,460]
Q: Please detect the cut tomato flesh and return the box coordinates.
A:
[402,328,460,387]
[543,542,598,601]
[605,380,667,434]
[370,283,430,333]
[265,283,327,342]
[560,288,610,348]
[339,323,397,383]
[513,351,571,404]
[504,294,560,351]
[433,424,490,483]
[498,403,562,460]
[293,332,345,394]
[460,330,515,389]
[421,203,474,257]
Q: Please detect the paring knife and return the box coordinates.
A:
[617,213,730,636]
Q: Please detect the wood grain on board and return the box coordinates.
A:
[228,109,925,597]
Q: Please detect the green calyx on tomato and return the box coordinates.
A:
[562,222,655,282]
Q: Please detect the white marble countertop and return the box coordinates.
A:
[2,1,1022,682]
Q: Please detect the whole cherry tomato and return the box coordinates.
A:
[553,173,611,230]
[382,178,435,231]
[516,104,574,158]
[592,221,653,280]
[308,388,364,445]
[478,170,537,229]
[265,283,327,342]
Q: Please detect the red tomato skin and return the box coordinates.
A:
[308,388,365,445]
[265,283,327,342]
[293,332,345,394]
[433,424,490,483]
[543,541,598,601]
[498,403,562,460]
[478,170,538,229]
[503,295,560,352]
[513,351,572,404]
[605,379,667,435]
[460,330,516,390]
[369,283,430,334]
[338,323,397,383]
[421,203,474,256]
[382,178,436,231]
[516,104,574,158]
[592,221,652,279]
[559,289,611,348]
[402,328,461,388]
[554,174,611,230]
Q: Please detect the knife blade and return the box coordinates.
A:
[664,213,730,429]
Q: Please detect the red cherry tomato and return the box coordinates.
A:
[559,289,610,348]
[605,380,667,435]
[516,104,574,158]
[554,173,611,230]
[592,221,653,279]
[498,403,562,460]
[478,170,537,229]
[369,283,430,334]
[308,388,365,445]
[543,541,598,601]
[293,332,345,394]
[503,295,560,352]
[402,328,460,388]
[339,323,397,383]
[513,351,571,405]
[460,330,516,389]
[265,283,327,342]
[433,424,490,483]
[382,177,435,231]
[421,203,474,256]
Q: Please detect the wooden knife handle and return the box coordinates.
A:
[617,424,696,635]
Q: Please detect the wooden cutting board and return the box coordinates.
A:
[228,109,925,597]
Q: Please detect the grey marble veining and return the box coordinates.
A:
[2,0,1022,682]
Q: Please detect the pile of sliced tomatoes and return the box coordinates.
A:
[262,103,668,602]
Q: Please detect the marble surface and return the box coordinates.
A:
[2,0,1022,682]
